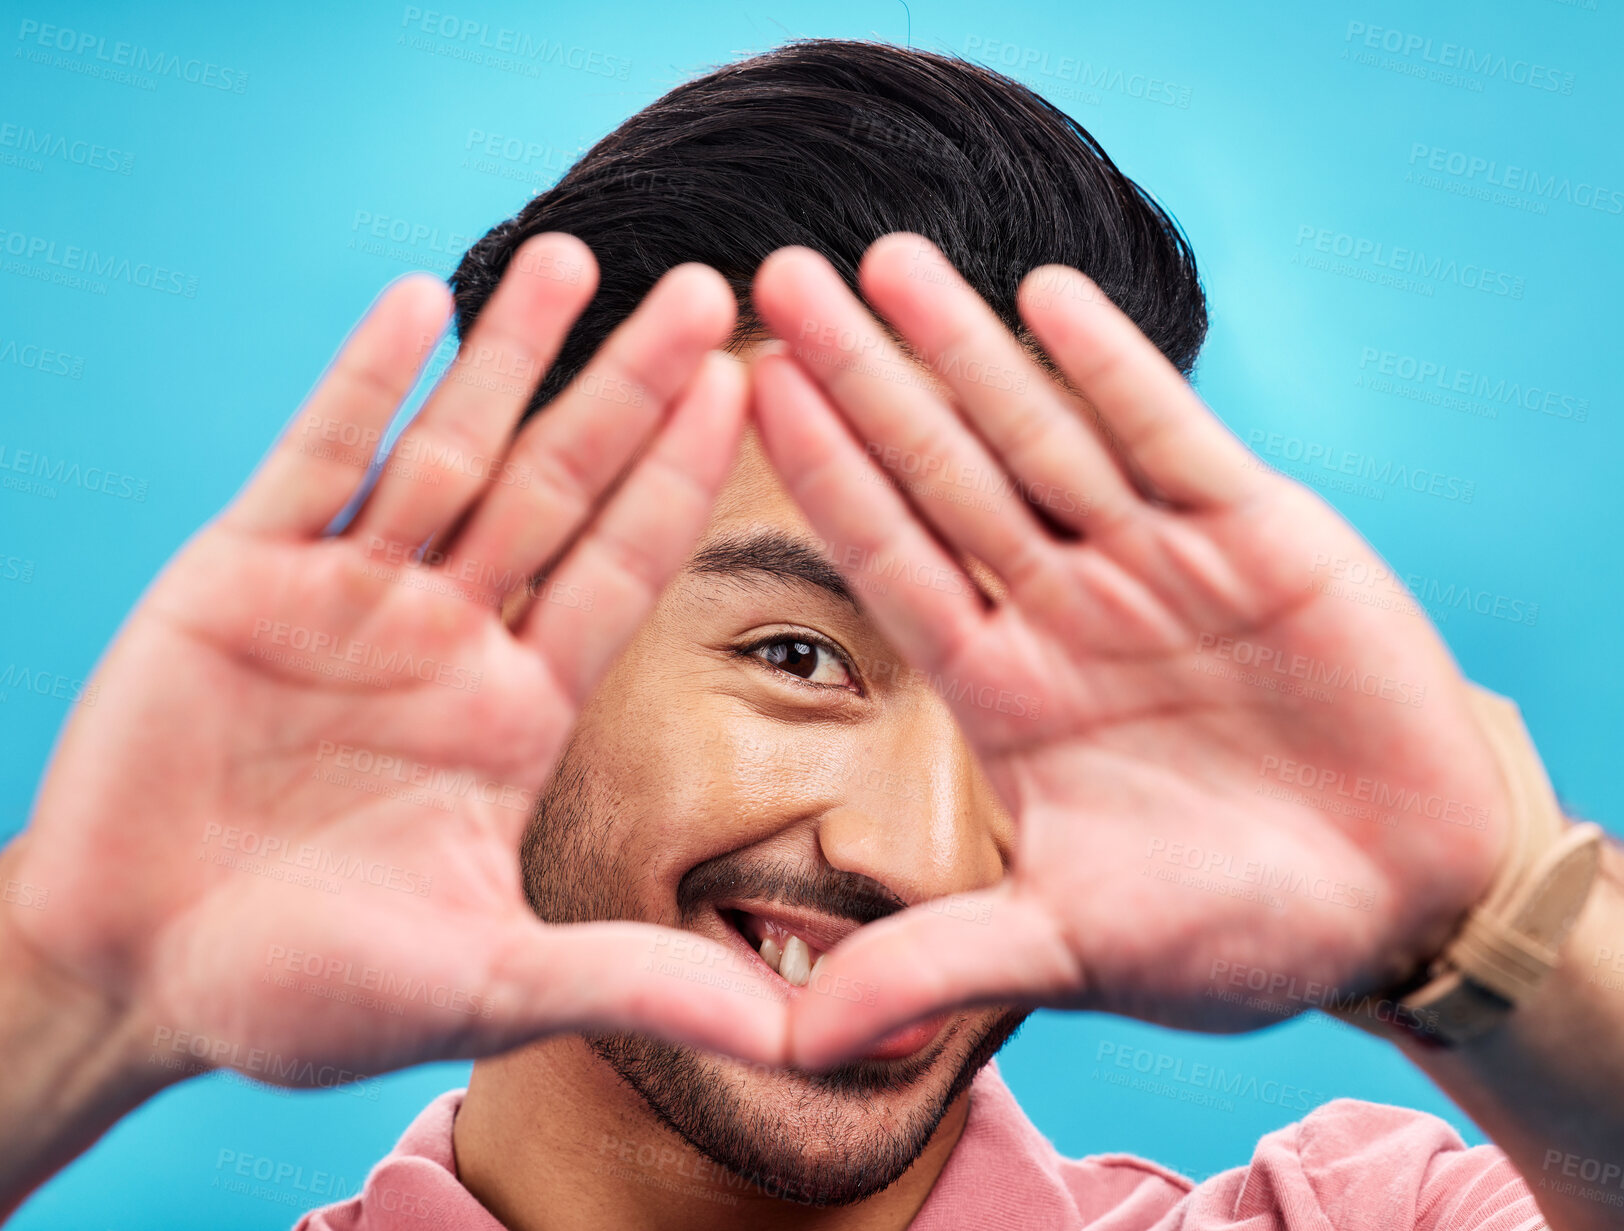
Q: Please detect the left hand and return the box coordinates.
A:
[748,234,1513,1067]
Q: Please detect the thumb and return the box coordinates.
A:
[478,917,792,1067]
[788,888,1081,1070]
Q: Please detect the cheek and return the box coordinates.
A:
[600,698,855,890]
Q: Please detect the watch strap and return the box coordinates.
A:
[1392,684,1602,1045]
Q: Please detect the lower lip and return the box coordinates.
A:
[860,1012,951,1062]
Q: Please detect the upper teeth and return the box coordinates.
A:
[758,933,823,988]
[780,936,811,986]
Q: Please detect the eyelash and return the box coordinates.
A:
[732,631,862,695]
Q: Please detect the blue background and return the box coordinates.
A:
[3,1,1619,1226]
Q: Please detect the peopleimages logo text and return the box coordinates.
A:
[1294,226,1524,298]
[1408,145,1623,215]
[1343,22,1575,93]
[1246,430,1475,504]
[0,227,198,297]
[1357,347,1589,422]
[398,7,631,79]
[0,123,134,174]
[962,36,1192,107]
[0,443,148,500]
[14,19,249,92]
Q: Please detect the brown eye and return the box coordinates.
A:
[750,636,855,688]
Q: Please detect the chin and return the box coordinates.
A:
[583,1005,1025,1208]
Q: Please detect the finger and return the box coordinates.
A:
[437,264,738,608]
[1017,264,1268,509]
[485,918,789,1065]
[519,351,749,704]
[788,890,1078,1070]
[750,351,988,680]
[225,273,452,538]
[752,246,1057,600]
[350,233,597,553]
[858,233,1141,534]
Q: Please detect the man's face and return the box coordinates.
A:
[518,350,1024,1206]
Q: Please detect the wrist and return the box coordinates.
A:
[1334,684,1603,1048]
[1401,839,1624,1231]
[0,840,177,1217]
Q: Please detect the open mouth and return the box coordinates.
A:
[715,900,954,1063]
[720,905,840,987]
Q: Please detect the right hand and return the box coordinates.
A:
[4,234,788,1095]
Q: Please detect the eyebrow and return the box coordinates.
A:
[687,528,858,609]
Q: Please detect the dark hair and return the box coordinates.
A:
[450,38,1206,419]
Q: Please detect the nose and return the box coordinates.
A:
[814,689,1013,906]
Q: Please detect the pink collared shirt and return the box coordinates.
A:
[295,1064,1543,1229]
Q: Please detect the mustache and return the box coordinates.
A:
[676,852,908,928]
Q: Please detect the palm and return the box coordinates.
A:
[9,239,787,1085]
[959,486,1503,1028]
[749,236,1508,1061]
[28,527,564,1073]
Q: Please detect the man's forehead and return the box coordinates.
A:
[682,425,857,605]
[695,423,1008,605]
[701,424,816,542]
